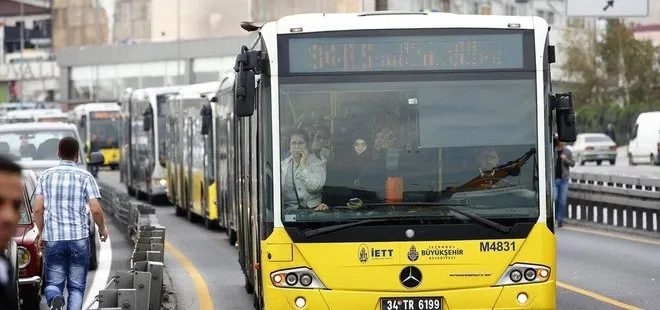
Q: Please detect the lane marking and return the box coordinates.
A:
[165,241,214,310]
[563,226,660,246]
[557,281,643,310]
[84,226,112,309]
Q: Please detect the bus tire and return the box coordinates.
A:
[204,218,217,230]
[229,229,237,247]
[175,205,185,216]
[244,274,254,294]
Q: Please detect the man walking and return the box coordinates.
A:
[33,137,109,310]
[0,155,22,310]
[554,136,575,228]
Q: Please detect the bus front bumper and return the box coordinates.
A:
[263,281,555,310]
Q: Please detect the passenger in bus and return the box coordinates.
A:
[281,131,328,211]
[311,127,331,164]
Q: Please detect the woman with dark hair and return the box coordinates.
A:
[281,131,328,211]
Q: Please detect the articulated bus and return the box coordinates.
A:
[165,82,227,229]
[119,86,183,204]
[70,103,121,169]
[223,12,577,310]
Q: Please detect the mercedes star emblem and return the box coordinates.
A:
[399,266,422,289]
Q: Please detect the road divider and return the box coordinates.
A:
[83,181,168,310]
[567,172,660,236]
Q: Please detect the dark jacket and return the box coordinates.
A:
[556,147,575,179]
[0,254,18,310]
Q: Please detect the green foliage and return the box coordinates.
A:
[575,101,660,145]
[561,19,660,108]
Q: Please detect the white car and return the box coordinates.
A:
[0,122,105,270]
[568,133,617,166]
[627,111,660,166]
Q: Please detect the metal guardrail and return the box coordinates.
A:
[567,172,660,234]
[86,182,167,310]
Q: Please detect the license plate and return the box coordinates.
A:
[380,297,443,310]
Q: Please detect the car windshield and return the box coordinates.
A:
[89,111,120,149]
[19,174,35,225]
[278,79,539,225]
[584,136,612,143]
[0,130,77,160]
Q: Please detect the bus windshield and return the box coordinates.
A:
[89,111,120,149]
[278,79,539,227]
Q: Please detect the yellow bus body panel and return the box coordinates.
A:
[260,223,556,310]
[99,148,120,165]
[165,161,176,203]
[207,182,217,221]
[191,168,204,216]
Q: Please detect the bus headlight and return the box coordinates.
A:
[270,267,326,289]
[495,263,550,286]
[17,246,30,269]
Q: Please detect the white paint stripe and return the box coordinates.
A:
[83,226,112,309]
[643,212,647,230]
[593,206,598,223]
[577,205,582,220]
[623,210,627,227]
[568,204,572,218]
[603,207,608,224]
[654,213,658,232]
[633,211,637,228]
[614,209,618,226]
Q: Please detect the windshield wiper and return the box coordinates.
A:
[302,219,389,238]
[362,202,512,234]
[302,202,512,238]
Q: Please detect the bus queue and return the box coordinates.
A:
[113,11,579,310]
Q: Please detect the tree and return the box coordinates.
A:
[561,19,660,107]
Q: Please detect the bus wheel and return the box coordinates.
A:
[187,209,198,223]
[229,229,237,246]
[204,218,217,230]
[244,274,254,294]
[175,205,185,216]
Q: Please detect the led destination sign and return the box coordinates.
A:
[287,33,526,73]
[91,111,119,120]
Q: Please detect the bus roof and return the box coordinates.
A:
[272,12,548,34]
[0,122,76,132]
[178,82,221,100]
[73,103,120,112]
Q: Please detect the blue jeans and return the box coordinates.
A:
[554,178,569,225]
[44,238,90,310]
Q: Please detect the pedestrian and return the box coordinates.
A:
[554,135,575,228]
[604,123,616,145]
[0,155,23,310]
[33,137,109,310]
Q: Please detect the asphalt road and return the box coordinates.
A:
[97,171,659,310]
[571,146,660,179]
[37,210,133,309]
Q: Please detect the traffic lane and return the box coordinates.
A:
[557,226,660,309]
[38,213,132,309]
[572,146,660,179]
[557,287,622,310]
[98,171,253,310]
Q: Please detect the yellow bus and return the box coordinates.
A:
[166,82,227,229]
[226,11,578,310]
[71,103,121,169]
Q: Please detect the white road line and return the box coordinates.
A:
[83,226,112,309]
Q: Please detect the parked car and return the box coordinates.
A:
[15,169,43,310]
[627,111,660,166]
[567,133,617,165]
[0,122,106,271]
[3,239,20,309]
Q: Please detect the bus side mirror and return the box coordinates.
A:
[552,92,577,142]
[200,104,212,135]
[234,46,261,117]
[143,109,152,132]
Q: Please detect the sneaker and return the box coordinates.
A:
[50,296,64,310]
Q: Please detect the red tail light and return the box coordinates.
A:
[585,147,594,151]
